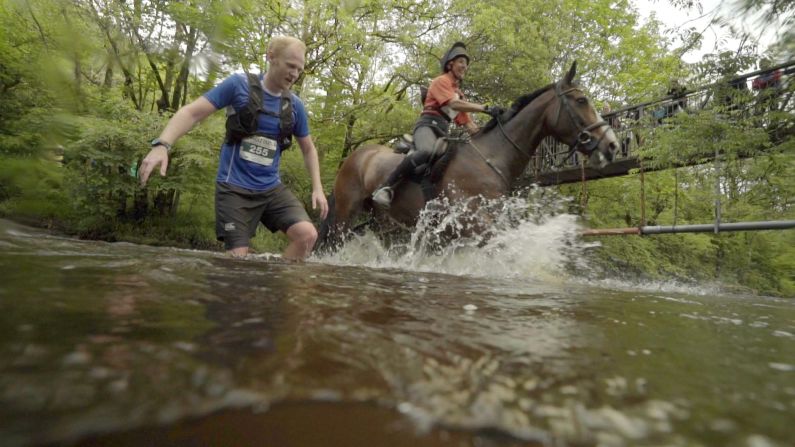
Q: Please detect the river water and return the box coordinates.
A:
[0,209,793,446]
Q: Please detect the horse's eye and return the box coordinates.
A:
[576,97,588,105]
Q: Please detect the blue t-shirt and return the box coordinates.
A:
[203,73,310,191]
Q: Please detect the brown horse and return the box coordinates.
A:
[317,62,618,251]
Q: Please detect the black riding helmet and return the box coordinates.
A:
[440,42,470,73]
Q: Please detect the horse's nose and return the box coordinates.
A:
[606,141,618,161]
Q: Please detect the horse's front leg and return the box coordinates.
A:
[316,165,373,253]
[444,195,501,246]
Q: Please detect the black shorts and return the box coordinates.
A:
[215,182,310,250]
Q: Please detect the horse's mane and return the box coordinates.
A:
[479,83,555,134]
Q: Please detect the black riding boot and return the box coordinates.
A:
[372,151,431,207]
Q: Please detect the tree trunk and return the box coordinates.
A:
[171,27,197,110]
[103,66,113,89]
[341,113,358,162]
[132,189,148,221]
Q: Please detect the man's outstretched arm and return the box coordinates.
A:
[139,97,218,186]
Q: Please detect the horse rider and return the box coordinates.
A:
[371,42,503,207]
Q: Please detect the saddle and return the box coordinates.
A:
[394,137,460,202]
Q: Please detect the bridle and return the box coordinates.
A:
[491,82,610,160]
[554,81,609,156]
[468,81,610,188]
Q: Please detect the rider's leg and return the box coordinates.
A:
[372,126,436,207]
[413,125,438,155]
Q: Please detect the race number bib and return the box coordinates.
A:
[240,135,278,166]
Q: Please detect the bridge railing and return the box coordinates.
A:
[529,60,795,182]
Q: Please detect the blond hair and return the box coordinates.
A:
[267,36,306,59]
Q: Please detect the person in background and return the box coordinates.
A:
[722,76,749,113]
[752,57,783,114]
[752,58,782,92]
[652,79,688,124]
[665,79,688,117]
[138,35,328,261]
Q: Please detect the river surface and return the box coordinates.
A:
[0,216,793,447]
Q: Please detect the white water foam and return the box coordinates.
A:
[593,277,724,297]
[313,189,740,297]
[315,190,596,282]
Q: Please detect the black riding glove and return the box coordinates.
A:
[483,105,504,119]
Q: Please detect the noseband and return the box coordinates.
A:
[554,82,608,155]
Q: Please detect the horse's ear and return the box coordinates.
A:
[564,61,578,84]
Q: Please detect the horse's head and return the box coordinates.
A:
[547,61,618,166]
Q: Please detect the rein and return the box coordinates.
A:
[496,119,530,160]
[467,115,531,189]
[468,139,511,188]
[465,105,536,188]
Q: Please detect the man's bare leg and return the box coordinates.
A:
[283,221,318,261]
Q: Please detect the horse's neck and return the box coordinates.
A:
[473,99,550,181]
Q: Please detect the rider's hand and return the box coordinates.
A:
[138,146,169,186]
[483,105,505,119]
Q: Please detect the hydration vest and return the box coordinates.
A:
[225,73,295,150]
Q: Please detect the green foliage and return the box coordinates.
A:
[62,97,159,227]
[738,0,795,41]
[57,91,226,244]
[0,157,72,226]
[454,0,684,105]
[638,109,770,169]
[589,231,717,282]
[576,87,793,295]
[111,210,220,250]
[583,166,794,296]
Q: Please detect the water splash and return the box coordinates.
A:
[315,189,594,281]
[593,277,724,296]
[313,188,730,297]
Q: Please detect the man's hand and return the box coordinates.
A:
[138,146,169,186]
[312,190,329,220]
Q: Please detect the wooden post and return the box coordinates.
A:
[580,157,587,211]
[639,157,646,227]
[714,146,721,234]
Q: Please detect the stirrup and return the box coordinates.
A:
[372,186,394,207]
